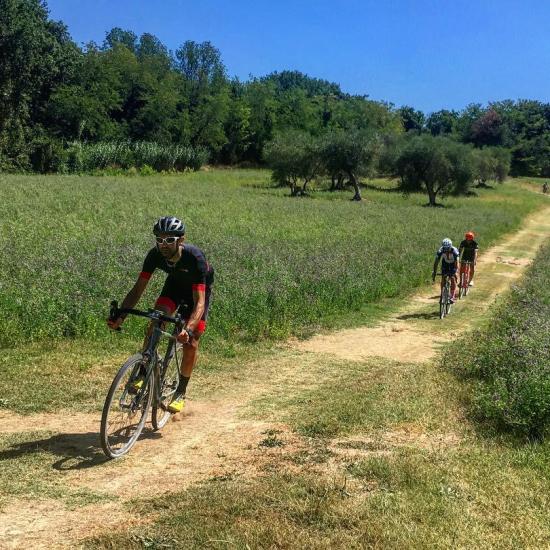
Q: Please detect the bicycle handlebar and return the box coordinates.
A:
[109,300,183,327]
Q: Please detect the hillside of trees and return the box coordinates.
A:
[1,0,549,176]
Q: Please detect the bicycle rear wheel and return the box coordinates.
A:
[464,266,470,296]
[100,353,153,458]
[152,341,181,430]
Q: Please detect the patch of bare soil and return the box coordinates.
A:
[0,501,148,550]
[297,321,444,363]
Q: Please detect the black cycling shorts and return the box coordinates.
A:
[154,276,211,334]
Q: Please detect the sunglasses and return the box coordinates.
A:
[155,236,180,245]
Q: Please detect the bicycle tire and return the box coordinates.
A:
[100,353,153,458]
[152,342,181,431]
[445,282,452,315]
[440,284,446,319]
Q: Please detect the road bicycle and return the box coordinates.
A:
[100,301,183,458]
[436,273,454,319]
[458,261,473,299]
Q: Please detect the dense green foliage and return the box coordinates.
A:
[265,130,380,200]
[61,141,208,173]
[449,241,550,439]
[1,0,549,175]
[394,135,475,206]
[0,170,540,348]
[264,131,321,196]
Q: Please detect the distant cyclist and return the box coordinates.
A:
[107,216,214,414]
[432,238,459,303]
[459,231,479,287]
[543,182,549,194]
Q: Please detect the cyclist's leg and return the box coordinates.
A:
[443,264,457,301]
[176,287,211,397]
[459,262,466,285]
[450,272,457,300]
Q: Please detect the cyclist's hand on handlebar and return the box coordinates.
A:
[176,329,190,344]
[107,317,124,330]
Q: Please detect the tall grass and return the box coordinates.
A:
[447,240,550,439]
[0,171,541,348]
[64,141,209,173]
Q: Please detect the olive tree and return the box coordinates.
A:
[321,130,381,201]
[264,130,321,196]
[395,135,475,206]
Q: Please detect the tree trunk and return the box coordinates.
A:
[349,172,362,201]
[426,182,437,206]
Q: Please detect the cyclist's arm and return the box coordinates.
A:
[432,257,440,277]
[108,274,150,329]
[120,275,150,312]
[120,249,157,311]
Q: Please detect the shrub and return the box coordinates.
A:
[447,242,550,439]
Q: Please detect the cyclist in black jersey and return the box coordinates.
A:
[458,231,479,287]
[107,216,214,413]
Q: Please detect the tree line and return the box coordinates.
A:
[1,0,549,178]
[266,130,511,205]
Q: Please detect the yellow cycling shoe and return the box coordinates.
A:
[167,393,186,414]
[127,377,145,395]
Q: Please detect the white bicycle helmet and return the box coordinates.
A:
[441,238,452,249]
[153,216,185,236]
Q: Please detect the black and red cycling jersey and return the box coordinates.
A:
[459,239,479,262]
[139,245,214,326]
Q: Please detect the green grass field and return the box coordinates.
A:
[0,170,542,348]
[0,171,544,414]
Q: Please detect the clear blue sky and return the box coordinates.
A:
[47,0,550,113]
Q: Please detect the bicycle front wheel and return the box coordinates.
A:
[100,353,153,458]
[152,342,181,431]
[440,280,449,319]
[445,284,452,315]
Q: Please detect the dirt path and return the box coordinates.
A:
[1,205,549,549]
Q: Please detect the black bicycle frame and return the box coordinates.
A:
[109,301,182,408]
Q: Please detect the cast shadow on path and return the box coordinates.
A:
[0,428,161,471]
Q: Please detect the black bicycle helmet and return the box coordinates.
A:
[153,216,185,236]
